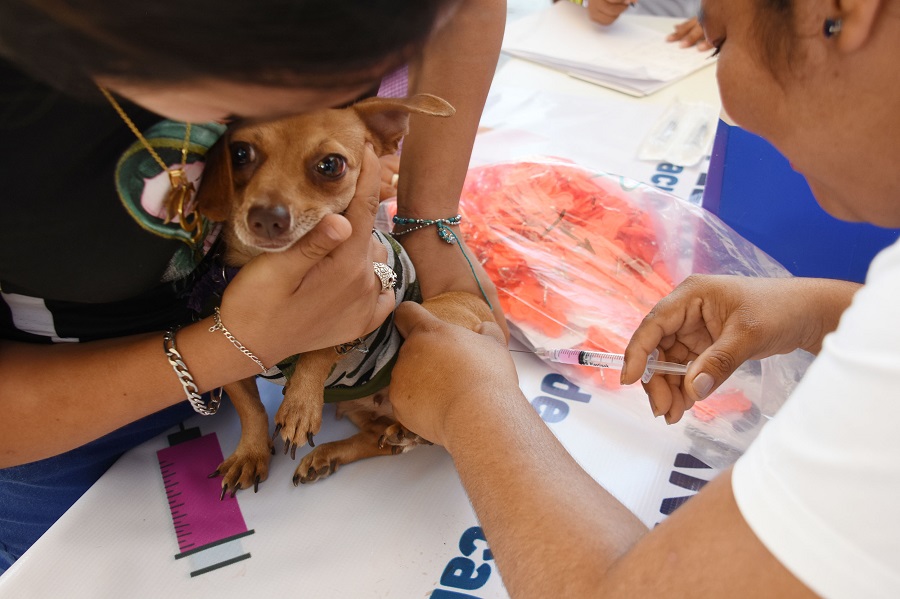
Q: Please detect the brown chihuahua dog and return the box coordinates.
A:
[196,94,495,495]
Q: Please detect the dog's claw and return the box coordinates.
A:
[208,469,220,478]
[254,476,260,493]
[230,484,240,498]
[290,443,297,460]
[378,434,386,449]
[307,432,315,447]
[293,474,300,487]
[270,445,276,455]
[220,486,227,501]
[272,424,283,442]
[283,439,290,455]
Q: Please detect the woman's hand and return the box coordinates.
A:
[667,17,712,50]
[218,145,397,365]
[621,275,860,424]
[389,301,514,447]
[586,0,631,26]
[379,153,400,201]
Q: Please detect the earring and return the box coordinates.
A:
[824,18,842,37]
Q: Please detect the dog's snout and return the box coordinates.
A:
[248,204,291,240]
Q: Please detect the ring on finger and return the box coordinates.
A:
[373,262,397,291]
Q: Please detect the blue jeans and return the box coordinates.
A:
[0,402,193,574]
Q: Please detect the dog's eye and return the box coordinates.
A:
[315,154,347,179]
[229,142,256,168]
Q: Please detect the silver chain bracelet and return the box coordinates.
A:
[163,329,221,416]
[209,307,270,374]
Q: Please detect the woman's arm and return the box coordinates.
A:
[0,148,394,467]
[396,0,509,333]
[389,301,816,599]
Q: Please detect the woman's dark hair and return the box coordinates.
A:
[0,0,458,97]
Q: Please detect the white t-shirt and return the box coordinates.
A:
[732,237,900,599]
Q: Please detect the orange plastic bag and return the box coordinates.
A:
[452,159,812,467]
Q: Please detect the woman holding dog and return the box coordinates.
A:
[390,0,900,596]
[0,0,506,573]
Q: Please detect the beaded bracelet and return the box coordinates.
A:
[391,214,493,310]
[163,328,221,416]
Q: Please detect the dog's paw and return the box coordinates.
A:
[210,446,273,498]
[273,399,324,460]
[293,446,341,486]
[378,423,431,451]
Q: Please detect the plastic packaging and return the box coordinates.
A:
[455,158,812,468]
[637,99,719,167]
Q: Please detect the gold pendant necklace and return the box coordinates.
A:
[99,86,204,246]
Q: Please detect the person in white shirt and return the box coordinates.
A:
[387,0,900,596]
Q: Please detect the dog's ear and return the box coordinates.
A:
[352,94,455,155]
[195,132,233,222]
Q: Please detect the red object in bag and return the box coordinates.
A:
[459,161,675,389]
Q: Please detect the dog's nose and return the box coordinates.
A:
[247,204,291,240]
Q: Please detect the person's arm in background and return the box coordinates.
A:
[395,0,509,336]
[388,300,818,598]
[0,149,395,468]
[580,0,711,49]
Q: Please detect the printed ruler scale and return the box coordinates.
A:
[157,425,255,577]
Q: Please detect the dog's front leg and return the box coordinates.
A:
[213,377,273,496]
[273,348,337,459]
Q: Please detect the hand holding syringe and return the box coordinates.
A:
[526,347,688,384]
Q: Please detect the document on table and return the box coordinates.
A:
[502,1,716,97]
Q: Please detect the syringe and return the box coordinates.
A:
[530,347,688,383]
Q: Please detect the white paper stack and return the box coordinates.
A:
[502,2,716,97]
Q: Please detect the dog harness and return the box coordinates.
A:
[259,230,420,402]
